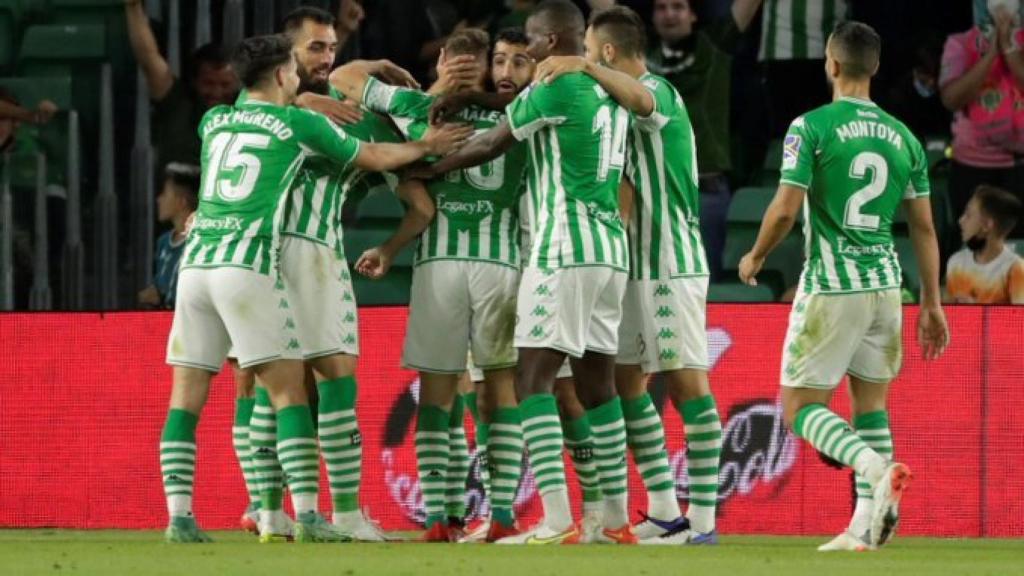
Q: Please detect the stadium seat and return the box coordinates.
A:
[707,282,776,303]
[18,24,107,66]
[722,186,803,294]
[756,138,783,185]
[894,236,920,296]
[355,188,405,222]
[0,76,73,188]
[352,267,412,306]
[0,0,22,73]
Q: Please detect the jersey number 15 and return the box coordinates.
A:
[202,132,272,202]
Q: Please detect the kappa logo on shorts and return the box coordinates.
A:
[653,284,673,297]
[284,318,296,330]
[531,305,549,317]
[287,338,300,350]
[533,284,551,296]
[343,334,356,345]
[657,327,676,340]
[343,292,354,302]
[654,306,675,318]
[529,325,546,338]
[659,348,678,361]
[278,298,289,309]
[343,311,356,324]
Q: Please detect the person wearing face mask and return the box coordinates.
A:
[881,31,951,139]
[940,0,1024,230]
[945,185,1024,304]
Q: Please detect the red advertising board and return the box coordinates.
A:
[0,306,1021,536]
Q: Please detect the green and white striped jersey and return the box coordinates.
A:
[362,77,527,268]
[780,97,930,294]
[506,73,630,272]
[759,0,848,61]
[281,87,401,257]
[183,99,361,275]
[627,73,707,280]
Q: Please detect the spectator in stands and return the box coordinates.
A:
[647,0,763,280]
[945,185,1024,304]
[124,0,239,170]
[759,0,848,136]
[940,0,1024,229]
[137,163,199,309]
[882,31,951,139]
[0,88,57,152]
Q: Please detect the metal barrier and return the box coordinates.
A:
[222,0,245,51]
[194,0,211,50]
[130,74,154,301]
[94,64,118,310]
[0,154,12,310]
[62,111,83,310]
[28,154,50,310]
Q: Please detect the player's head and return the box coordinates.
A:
[960,185,1022,250]
[653,0,697,43]
[825,21,881,84]
[492,28,534,94]
[444,28,491,90]
[158,162,200,223]
[190,43,238,110]
[525,0,585,61]
[232,34,299,102]
[585,6,647,68]
[282,6,338,95]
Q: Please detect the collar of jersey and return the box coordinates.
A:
[839,96,877,107]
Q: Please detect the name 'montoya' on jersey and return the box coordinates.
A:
[184,100,360,275]
[780,97,930,295]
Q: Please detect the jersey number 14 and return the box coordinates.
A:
[593,105,629,182]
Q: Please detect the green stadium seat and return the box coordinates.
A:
[894,236,920,296]
[355,188,405,221]
[19,24,106,65]
[707,282,776,303]
[0,75,73,109]
[756,138,783,185]
[352,267,412,306]
[0,76,73,188]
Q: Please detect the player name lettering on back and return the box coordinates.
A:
[835,120,902,150]
[202,109,294,140]
[456,108,503,124]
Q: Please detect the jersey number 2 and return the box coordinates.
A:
[593,105,629,182]
[844,151,887,231]
[202,132,272,201]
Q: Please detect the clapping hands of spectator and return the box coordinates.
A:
[295,92,363,125]
[994,8,1020,54]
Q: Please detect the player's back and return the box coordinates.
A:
[781,97,930,294]
[507,72,630,271]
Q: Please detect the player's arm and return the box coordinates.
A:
[534,57,654,118]
[940,35,998,111]
[355,180,434,279]
[124,0,174,99]
[328,59,419,104]
[904,196,950,359]
[354,123,473,172]
[420,120,517,177]
[294,92,363,126]
[738,184,805,285]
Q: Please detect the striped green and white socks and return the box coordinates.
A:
[232,398,260,511]
[249,387,284,513]
[160,409,198,518]
[276,405,320,516]
[680,395,722,534]
[793,404,887,486]
[416,405,450,528]
[622,393,680,521]
[446,394,471,521]
[317,376,362,520]
[464,392,493,505]
[562,415,603,515]
[488,407,524,527]
[849,411,893,536]
[521,394,573,531]
[587,397,630,528]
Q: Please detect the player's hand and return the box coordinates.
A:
[917,303,949,361]
[184,211,196,234]
[138,285,161,307]
[374,59,420,89]
[355,246,393,279]
[337,0,365,34]
[295,92,363,125]
[33,100,58,124]
[422,122,474,156]
[534,55,587,85]
[435,51,482,93]
[738,252,764,286]
[428,91,470,125]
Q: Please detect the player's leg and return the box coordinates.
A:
[162,267,229,543]
[444,378,473,539]
[554,376,603,542]
[459,365,493,543]
[249,380,291,542]
[417,372,461,540]
[229,360,260,534]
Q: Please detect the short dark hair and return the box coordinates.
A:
[829,21,881,79]
[282,6,335,36]
[589,6,647,59]
[530,0,585,35]
[231,34,294,88]
[165,163,200,211]
[973,185,1022,237]
[494,27,529,47]
[444,28,491,57]
[191,43,232,73]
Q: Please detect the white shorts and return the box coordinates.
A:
[280,236,359,359]
[466,353,571,382]
[617,276,709,373]
[403,260,519,374]
[514,266,627,358]
[166,267,302,371]
[781,289,903,389]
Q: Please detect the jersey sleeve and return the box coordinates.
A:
[291,108,362,167]
[506,75,575,141]
[904,136,931,199]
[778,115,817,189]
[362,76,432,120]
[633,78,674,133]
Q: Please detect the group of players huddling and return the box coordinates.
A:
[158,0,950,550]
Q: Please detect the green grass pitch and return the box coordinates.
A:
[1,530,1022,576]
